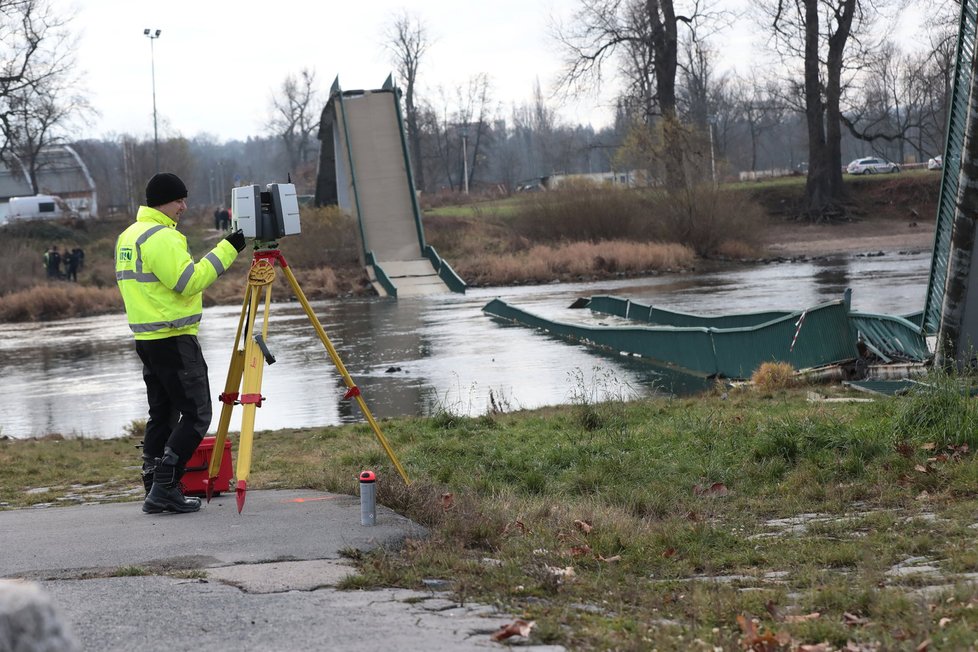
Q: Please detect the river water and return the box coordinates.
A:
[0,251,931,439]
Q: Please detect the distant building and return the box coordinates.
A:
[516,170,645,193]
[0,145,98,222]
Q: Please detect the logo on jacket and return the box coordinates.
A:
[118,247,133,263]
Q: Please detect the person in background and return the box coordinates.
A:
[64,247,80,282]
[72,246,85,273]
[43,245,61,279]
[115,172,246,514]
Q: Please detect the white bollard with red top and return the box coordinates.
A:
[359,470,376,526]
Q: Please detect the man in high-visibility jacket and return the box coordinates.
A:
[116,172,247,514]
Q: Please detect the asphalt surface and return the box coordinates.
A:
[0,490,564,651]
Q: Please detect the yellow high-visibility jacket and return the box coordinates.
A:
[115,206,238,340]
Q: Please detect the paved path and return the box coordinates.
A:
[0,490,563,651]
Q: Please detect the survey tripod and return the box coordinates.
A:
[203,243,411,512]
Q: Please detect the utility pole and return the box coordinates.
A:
[460,125,469,195]
[143,28,162,174]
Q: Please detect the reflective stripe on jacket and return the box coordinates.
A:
[115,206,238,340]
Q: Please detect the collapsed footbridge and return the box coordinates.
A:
[314,76,465,298]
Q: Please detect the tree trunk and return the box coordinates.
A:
[802,0,854,220]
[648,0,686,189]
[803,0,831,217]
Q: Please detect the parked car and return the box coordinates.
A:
[846,157,900,174]
[927,155,943,170]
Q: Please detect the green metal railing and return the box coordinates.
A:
[484,298,857,379]
[922,0,978,335]
[587,295,791,329]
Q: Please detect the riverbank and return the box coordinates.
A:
[4,378,978,649]
[0,173,940,322]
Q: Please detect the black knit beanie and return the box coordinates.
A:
[145,172,188,207]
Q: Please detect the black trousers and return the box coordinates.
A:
[135,335,212,467]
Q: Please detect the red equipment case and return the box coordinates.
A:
[181,436,233,496]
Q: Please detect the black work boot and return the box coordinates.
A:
[141,455,163,514]
[143,448,201,514]
[141,455,155,495]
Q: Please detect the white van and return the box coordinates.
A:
[7,195,65,222]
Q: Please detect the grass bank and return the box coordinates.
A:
[5,373,978,650]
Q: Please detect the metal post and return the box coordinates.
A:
[708,115,717,186]
[460,125,469,195]
[143,29,161,174]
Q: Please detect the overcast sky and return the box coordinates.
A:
[59,0,626,143]
[59,0,930,144]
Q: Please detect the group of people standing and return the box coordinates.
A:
[43,245,85,281]
[213,205,231,230]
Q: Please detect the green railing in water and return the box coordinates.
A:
[922,0,978,335]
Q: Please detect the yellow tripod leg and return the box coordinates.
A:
[234,261,275,512]
[280,264,411,485]
[205,288,250,501]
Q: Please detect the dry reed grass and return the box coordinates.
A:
[511,184,767,257]
[454,240,695,285]
[751,361,798,391]
[0,283,123,321]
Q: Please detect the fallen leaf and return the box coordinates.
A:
[846,643,884,652]
[765,600,781,621]
[921,442,936,450]
[798,644,832,652]
[596,554,621,563]
[662,547,677,558]
[546,565,575,578]
[693,481,729,496]
[784,612,821,623]
[736,614,789,651]
[490,619,535,642]
[502,519,529,536]
[914,464,929,474]
[895,442,915,458]
[843,612,869,626]
[916,639,931,652]
[939,617,952,628]
[440,493,454,510]
[574,519,592,534]
[569,544,592,557]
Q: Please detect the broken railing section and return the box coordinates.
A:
[483,294,930,381]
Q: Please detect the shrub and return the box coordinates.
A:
[452,240,694,285]
[751,361,797,391]
[506,184,765,257]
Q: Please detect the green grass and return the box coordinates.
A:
[5,373,978,649]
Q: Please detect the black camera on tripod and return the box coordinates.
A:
[230,183,301,241]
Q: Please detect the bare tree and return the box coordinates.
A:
[1,0,92,186]
[267,68,321,174]
[384,10,431,192]
[556,0,713,188]
[764,0,879,220]
[732,75,786,172]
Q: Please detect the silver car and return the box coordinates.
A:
[846,157,900,174]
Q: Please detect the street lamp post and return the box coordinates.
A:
[708,114,717,186]
[143,28,161,174]
[459,124,469,195]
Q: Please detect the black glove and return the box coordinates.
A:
[225,229,246,253]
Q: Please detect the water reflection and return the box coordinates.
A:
[0,251,932,439]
